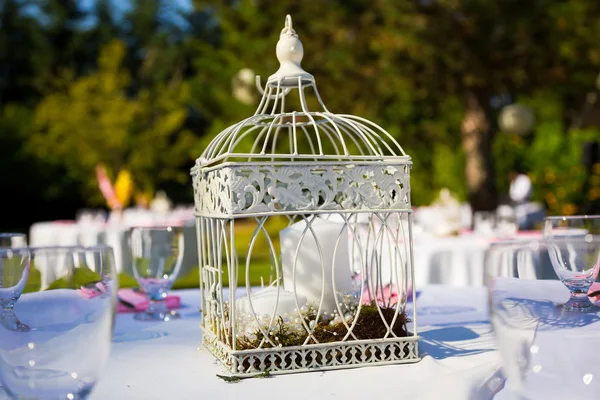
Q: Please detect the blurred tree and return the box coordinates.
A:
[29,40,196,205]
[0,0,93,230]
[0,0,46,104]
[84,0,124,66]
[0,103,85,230]
[33,0,92,89]
[3,0,600,227]
[391,0,600,211]
[494,90,600,215]
[124,0,192,86]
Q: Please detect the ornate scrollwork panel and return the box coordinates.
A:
[193,164,411,217]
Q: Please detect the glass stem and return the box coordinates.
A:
[568,288,592,307]
[1,307,30,332]
[147,299,168,315]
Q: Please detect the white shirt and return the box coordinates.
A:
[509,174,532,204]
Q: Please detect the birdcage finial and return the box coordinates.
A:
[282,14,295,36]
[268,15,313,87]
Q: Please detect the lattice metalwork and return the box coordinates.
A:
[191,15,419,376]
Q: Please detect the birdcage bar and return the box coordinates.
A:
[202,84,408,163]
[407,215,418,337]
[201,114,408,155]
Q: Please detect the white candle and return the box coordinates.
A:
[280,217,354,313]
[350,214,410,295]
[236,286,307,333]
[236,286,306,318]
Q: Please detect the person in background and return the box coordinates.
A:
[508,169,544,230]
[509,170,532,205]
[150,190,172,214]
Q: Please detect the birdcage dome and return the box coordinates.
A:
[195,15,409,169]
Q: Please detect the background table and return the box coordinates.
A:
[29,216,198,277]
[30,218,544,288]
[412,231,543,287]
[91,286,504,400]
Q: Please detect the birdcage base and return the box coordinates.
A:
[203,329,420,376]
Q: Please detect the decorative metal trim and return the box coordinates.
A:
[203,329,420,376]
[193,164,411,218]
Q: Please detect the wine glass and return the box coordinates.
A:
[0,246,117,400]
[544,215,600,312]
[545,237,600,312]
[473,211,496,236]
[0,239,28,400]
[496,205,518,237]
[486,238,600,399]
[0,248,30,332]
[129,226,184,321]
[0,234,27,249]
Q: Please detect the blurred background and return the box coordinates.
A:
[2,0,600,234]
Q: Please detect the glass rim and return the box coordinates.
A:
[0,232,26,237]
[488,238,542,247]
[0,245,114,254]
[545,215,600,221]
[128,225,183,232]
[488,236,600,248]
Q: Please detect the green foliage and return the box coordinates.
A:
[45,267,102,290]
[29,40,195,203]
[2,0,600,223]
[495,91,600,215]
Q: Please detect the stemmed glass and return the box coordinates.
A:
[473,211,496,236]
[0,235,28,400]
[543,215,600,312]
[545,237,600,312]
[129,226,184,321]
[0,246,117,400]
[486,238,600,399]
[0,248,30,332]
[0,234,27,249]
[543,215,600,238]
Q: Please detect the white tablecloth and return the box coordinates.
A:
[29,220,542,288]
[91,286,504,400]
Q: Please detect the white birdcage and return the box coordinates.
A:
[191,15,419,376]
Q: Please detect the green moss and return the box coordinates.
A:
[234,303,408,351]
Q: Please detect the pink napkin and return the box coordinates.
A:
[361,284,413,306]
[78,282,107,299]
[117,288,181,313]
[486,230,542,244]
[588,283,600,303]
[515,230,543,238]
[54,220,76,225]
